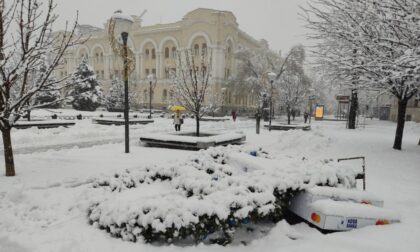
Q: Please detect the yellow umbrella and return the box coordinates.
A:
[170,105,186,112]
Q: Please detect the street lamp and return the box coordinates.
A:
[221,87,226,115]
[147,74,156,119]
[267,72,277,132]
[109,10,134,153]
[308,88,316,124]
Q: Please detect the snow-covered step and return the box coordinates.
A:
[307,186,383,207]
[288,187,400,231]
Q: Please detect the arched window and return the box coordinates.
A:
[152,49,156,59]
[145,49,149,59]
[162,89,168,101]
[165,47,169,58]
[172,47,177,58]
[202,43,207,55]
[194,44,199,56]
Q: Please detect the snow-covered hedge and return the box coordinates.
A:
[88,146,356,244]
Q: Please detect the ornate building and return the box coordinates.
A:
[57,8,263,113]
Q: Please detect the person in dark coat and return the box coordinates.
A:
[231,111,237,122]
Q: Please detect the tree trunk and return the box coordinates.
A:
[287,111,291,125]
[256,114,261,134]
[393,98,408,150]
[348,89,358,129]
[2,129,16,176]
[195,114,200,137]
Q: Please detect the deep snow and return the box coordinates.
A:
[0,112,419,252]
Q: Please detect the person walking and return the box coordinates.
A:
[231,111,237,122]
[304,111,309,123]
[173,110,181,131]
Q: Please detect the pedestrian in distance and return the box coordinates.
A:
[304,111,309,123]
[173,110,182,131]
[231,111,237,122]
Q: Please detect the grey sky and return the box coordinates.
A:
[53,0,309,53]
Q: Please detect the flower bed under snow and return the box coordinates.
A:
[88,146,356,244]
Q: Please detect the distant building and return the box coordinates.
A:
[56,8,263,113]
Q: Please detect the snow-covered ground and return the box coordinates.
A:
[0,112,419,252]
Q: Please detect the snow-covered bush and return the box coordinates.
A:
[88,146,356,244]
[67,58,103,111]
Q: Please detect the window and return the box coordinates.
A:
[162,89,167,101]
[225,68,230,79]
[165,69,170,79]
[165,47,169,58]
[101,70,104,79]
[152,49,156,59]
[145,49,149,59]
[226,47,231,59]
[145,69,150,76]
[172,47,177,58]
[202,43,207,55]
[194,44,199,56]
[114,70,119,78]
[152,68,156,75]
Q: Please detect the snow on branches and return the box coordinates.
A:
[302,0,420,149]
[233,45,311,122]
[302,0,420,100]
[67,58,103,111]
[105,77,138,112]
[170,48,212,136]
[0,0,79,176]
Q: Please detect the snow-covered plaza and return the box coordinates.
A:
[1,113,419,251]
[2,0,420,251]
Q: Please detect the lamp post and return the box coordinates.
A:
[109,10,134,153]
[221,87,226,116]
[267,72,277,132]
[308,88,315,124]
[147,74,156,119]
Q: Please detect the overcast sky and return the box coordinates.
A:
[53,0,310,53]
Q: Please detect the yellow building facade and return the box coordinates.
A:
[58,8,262,114]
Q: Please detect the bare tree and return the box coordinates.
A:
[233,46,303,130]
[278,46,311,124]
[0,0,78,176]
[170,48,212,137]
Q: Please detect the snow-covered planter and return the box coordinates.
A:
[88,146,356,244]
[265,123,311,131]
[140,131,246,150]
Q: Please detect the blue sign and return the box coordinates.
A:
[346,218,358,228]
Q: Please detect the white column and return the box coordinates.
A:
[135,53,141,80]
[211,45,225,82]
[104,54,110,80]
[156,51,162,79]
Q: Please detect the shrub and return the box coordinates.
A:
[88,146,356,244]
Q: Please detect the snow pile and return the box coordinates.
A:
[311,199,400,220]
[87,145,357,244]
